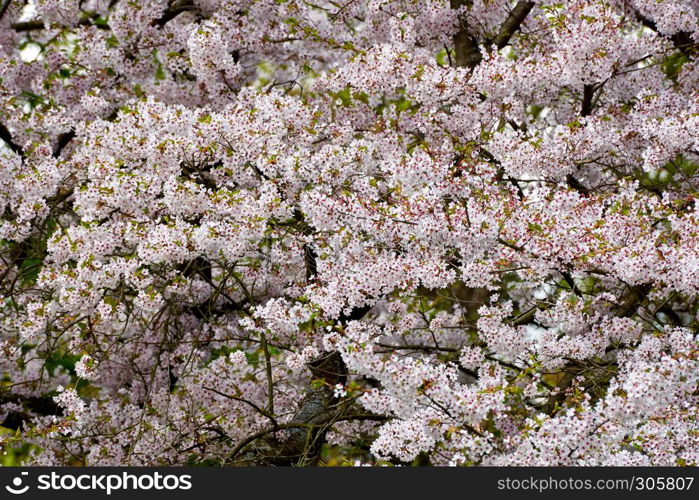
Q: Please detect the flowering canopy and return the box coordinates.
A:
[0,0,698,466]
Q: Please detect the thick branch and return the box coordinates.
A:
[451,1,535,69]
[580,83,595,117]
[450,0,482,69]
[565,174,590,194]
[0,0,11,22]
[153,0,196,27]
[491,1,535,50]
[0,393,63,430]
[274,351,348,465]
[54,129,75,158]
[12,0,198,32]
[11,17,110,32]
[635,10,694,54]
[566,84,596,193]
[0,121,23,157]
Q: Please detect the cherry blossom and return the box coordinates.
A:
[0,0,697,467]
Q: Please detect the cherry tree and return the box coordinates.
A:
[0,0,697,466]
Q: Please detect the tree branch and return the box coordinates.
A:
[153,0,196,27]
[580,83,595,117]
[451,1,535,69]
[0,0,12,22]
[274,351,347,465]
[11,17,109,32]
[0,393,63,430]
[54,129,76,158]
[0,121,23,157]
[491,1,535,50]
[12,0,198,32]
[634,10,694,54]
[450,0,482,69]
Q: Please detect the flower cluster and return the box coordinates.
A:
[0,0,697,467]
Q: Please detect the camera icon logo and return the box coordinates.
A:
[5,471,29,495]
